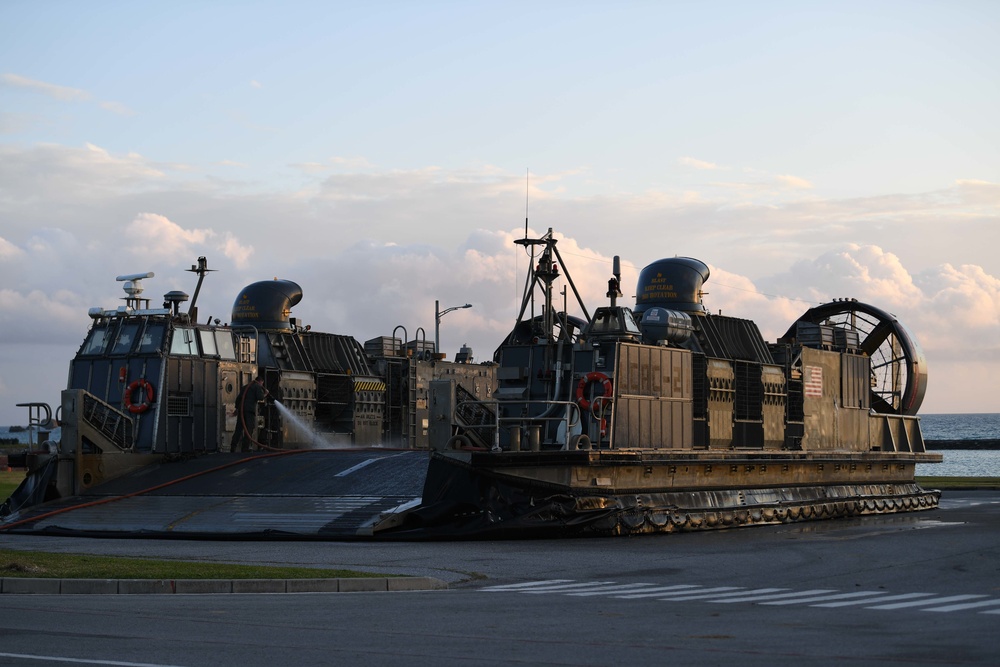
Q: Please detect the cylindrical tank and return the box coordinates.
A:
[639,307,695,345]
[634,257,710,315]
[231,279,303,330]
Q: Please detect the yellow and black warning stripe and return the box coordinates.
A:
[353,379,386,393]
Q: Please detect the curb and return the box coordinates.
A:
[0,576,448,595]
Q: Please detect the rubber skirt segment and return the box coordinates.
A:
[378,454,941,540]
[1,449,940,541]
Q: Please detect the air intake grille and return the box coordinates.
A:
[167,394,192,417]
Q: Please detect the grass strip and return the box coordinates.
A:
[0,549,392,580]
[0,469,23,501]
[916,476,1000,490]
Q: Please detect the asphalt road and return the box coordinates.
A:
[0,491,998,666]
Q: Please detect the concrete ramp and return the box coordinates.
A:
[1,449,429,540]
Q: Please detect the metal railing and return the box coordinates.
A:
[81,393,134,452]
[455,399,588,452]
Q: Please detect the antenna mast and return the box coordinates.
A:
[524,168,529,239]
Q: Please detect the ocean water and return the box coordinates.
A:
[917,413,1000,478]
[0,426,60,447]
[3,414,998,476]
[919,413,1000,441]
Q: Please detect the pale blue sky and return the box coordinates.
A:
[1,1,998,420]
[5,1,997,196]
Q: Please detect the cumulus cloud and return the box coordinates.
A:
[744,244,1000,410]
[1,73,90,101]
[764,244,923,307]
[0,285,86,345]
[913,263,1000,345]
[0,143,166,217]
[124,213,216,257]
[119,213,256,272]
[775,174,813,189]
[954,179,1000,207]
[700,267,810,341]
[219,232,254,268]
[0,236,24,260]
[329,156,375,170]
[679,156,720,170]
[0,147,998,417]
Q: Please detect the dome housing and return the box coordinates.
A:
[231,279,303,330]
[634,257,710,315]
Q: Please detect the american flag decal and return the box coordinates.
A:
[804,366,823,397]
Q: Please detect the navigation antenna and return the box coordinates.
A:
[186,256,216,323]
[524,168,529,240]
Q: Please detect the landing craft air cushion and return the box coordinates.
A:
[0,230,940,539]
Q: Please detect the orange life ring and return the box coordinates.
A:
[576,372,612,412]
[124,378,155,414]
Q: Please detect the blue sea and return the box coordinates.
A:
[2,414,998,476]
[917,413,1000,478]
[0,426,60,447]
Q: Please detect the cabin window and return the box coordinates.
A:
[138,323,165,354]
[111,323,141,355]
[199,330,218,357]
[81,326,111,356]
[215,331,237,360]
[592,311,619,333]
[170,327,198,356]
[622,310,642,334]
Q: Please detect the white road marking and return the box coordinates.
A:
[565,583,663,596]
[654,586,745,600]
[521,581,617,594]
[334,458,380,477]
[711,589,837,604]
[0,653,189,667]
[867,594,988,610]
[480,579,573,591]
[661,587,787,601]
[479,580,1000,615]
[763,591,889,605]
[812,592,935,608]
[922,599,1000,612]
[612,585,702,598]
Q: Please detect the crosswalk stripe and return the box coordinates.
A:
[867,594,987,610]
[521,581,617,594]
[566,583,662,596]
[712,589,836,604]
[763,591,888,606]
[665,587,788,601]
[654,586,745,600]
[811,592,935,608]
[480,579,573,592]
[612,585,702,599]
[922,599,1000,613]
[477,580,1000,615]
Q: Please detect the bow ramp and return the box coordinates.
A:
[2,449,428,540]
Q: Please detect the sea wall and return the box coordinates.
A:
[926,440,1000,450]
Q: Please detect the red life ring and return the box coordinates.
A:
[576,372,612,412]
[124,378,155,414]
